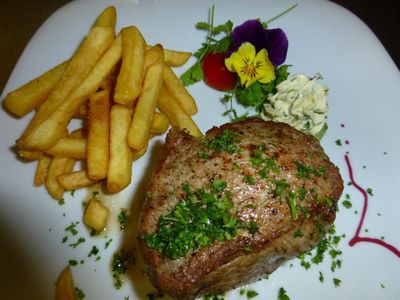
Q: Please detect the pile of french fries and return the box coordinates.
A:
[3,6,203,201]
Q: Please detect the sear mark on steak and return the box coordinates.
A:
[137,118,343,300]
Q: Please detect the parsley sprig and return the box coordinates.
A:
[180,5,233,86]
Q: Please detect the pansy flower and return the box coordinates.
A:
[225,42,275,88]
[231,19,288,66]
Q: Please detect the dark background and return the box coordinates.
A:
[0,0,399,94]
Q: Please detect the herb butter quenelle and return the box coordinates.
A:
[137,118,343,300]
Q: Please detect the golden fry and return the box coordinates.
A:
[57,170,99,190]
[158,86,203,137]
[144,45,164,71]
[17,34,122,150]
[83,198,109,232]
[107,104,133,193]
[3,61,68,117]
[127,46,164,150]
[93,6,117,29]
[163,48,192,67]
[69,128,86,139]
[87,90,110,180]
[55,266,78,300]
[17,26,115,146]
[146,46,191,67]
[114,26,146,105]
[46,157,75,199]
[45,137,87,159]
[34,155,52,186]
[163,65,198,115]
[73,101,88,118]
[150,111,170,134]
[18,148,42,160]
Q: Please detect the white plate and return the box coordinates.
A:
[1,0,399,299]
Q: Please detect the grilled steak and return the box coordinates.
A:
[137,118,343,299]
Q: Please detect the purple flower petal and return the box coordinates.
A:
[232,19,268,53]
[231,19,288,66]
[265,28,288,66]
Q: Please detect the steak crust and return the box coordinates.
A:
[137,118,343,299]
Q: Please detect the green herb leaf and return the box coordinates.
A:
[180,60,204,86]
[196,21,211,30]
[342,200,352,209]
[278,287,291,300]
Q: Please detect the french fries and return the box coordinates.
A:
[55,266,78,300]
[45,137,87,159]
[18,148,42,160]
[158,86,203,137]
[17,34,122,150]
[163,65,198,115]
[146,46,191,67]
[83,198,109,232]
[107,104,133,193]
[94,6,116,29]
[34,155,51,186]
[114,26,146,105]
[150,112,170,134]
[127,45,164,150]
[57,171,98,191]
[163,49,192,67]
[3,61,68,117]
[17,26,115,147]
[3,6,203,206]
[87,90,110,180]
[46,157,75,200]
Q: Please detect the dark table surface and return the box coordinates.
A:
[0,0,399,94]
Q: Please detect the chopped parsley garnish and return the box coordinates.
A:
[105,238,113,249]
[293,229,304,238]
[295,161,326,179]
[318,271,324,283]
[69,259,78,266]
[69,237,85,248]
[58,198,65,206]
[277,287,291,300]
[335,139,342,146]
[244,245,252,253]
[65,222,79,236]
[333,278,341,287]
[342,200,352,209]
[112,249,134,289]
[118,208,128,230]
[244,175,255,185]
[88,246,99,257]
[145,182,255,259]
[297,225,344,272]
[366,188,374,196]
[245,290,259,299]
[198,130,240,159]
[75,287,85,299]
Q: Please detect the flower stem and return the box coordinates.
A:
[265,3,298,25]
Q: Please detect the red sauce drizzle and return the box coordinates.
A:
[344,154,400,258]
